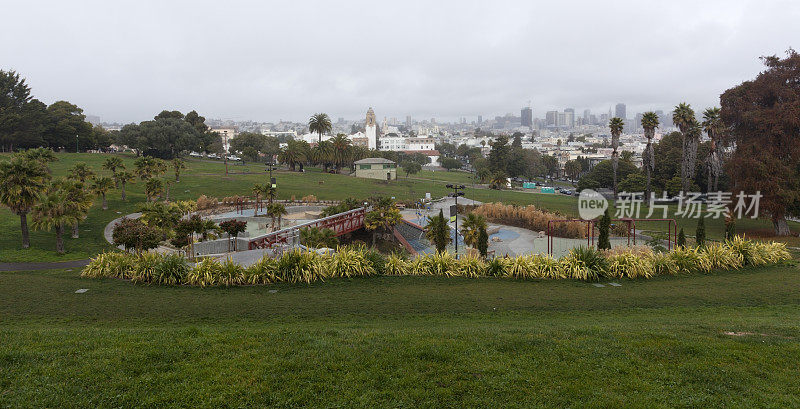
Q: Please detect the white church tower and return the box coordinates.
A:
[365,107,378,150]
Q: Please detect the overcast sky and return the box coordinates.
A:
[2,0,797,124]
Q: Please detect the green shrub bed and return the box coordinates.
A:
[81,237,793,287]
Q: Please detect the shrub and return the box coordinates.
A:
[647,252,678,276]
[326,246,376,278]
[677,228,686,247]
[606,252,654,279]
[699,242,743,271]
[457,255,486,278]
[484,257,511,277]
[216,258,245,286]
[670,247,706,274]
[130,252,161,284]
[153,253,190,285]
[597,208,611,250]
[571,247,609,277]
[414,252,459,277]
[81,251,136,279]
[560,253,597,281]
[276,250,323,284]
[384,254,409,276]
[187,258,220,287]
[243,256,279,284]
[196,194,218,210]
[530,255,565,279]
[472,203,585,238]
[505,255,536,279]
[696,218,706,248]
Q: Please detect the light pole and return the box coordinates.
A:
[75,135,79,153]
[446,184,465,258]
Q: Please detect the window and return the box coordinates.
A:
[359,164,371,170]
[383,164,395,169]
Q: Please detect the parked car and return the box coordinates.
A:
[207,153,219,159]
[227,155,241,161]
[561,189,573,195]
[189,151,202,157]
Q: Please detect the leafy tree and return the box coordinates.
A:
[460,213,487,249]
[597,208,611,250]
[651,132,710,193]
[487,136,511,173]
[90,176,114,210]
[172,158,186,182]
[400,161,421,178]
[21,147,57,164]
[476,226,489,258]
[542,155,559,178]
[440,157,462,171]
[138,201,183,233]
[677,228,686,248]
[641,111,659,199]
[618,173,646,193]
[112,217,162,254]
[580,160,638,190]
[308,113,332,144]
[425,209,451,253]
[0,155,50,248]
[490,171,508,190]
[300,227,339,248]
[720,50,800,235]
[695,218,706,247]
[435,142,457,158]
[113,170,135,201]
[242,146,259,162]
[219,219,247,251]
[364,197,402,247]
[278,139,309,171]
[564,160,582,181]
[0,70,33,151]
[44,101,93,150]
[608,117,625,197]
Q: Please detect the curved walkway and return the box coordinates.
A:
[0,259,91,272]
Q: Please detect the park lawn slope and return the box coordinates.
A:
[2,266,800,407]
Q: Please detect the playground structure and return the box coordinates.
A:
[546,218,677,257]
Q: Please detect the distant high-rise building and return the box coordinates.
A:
[558,112,566,127]
[521,107,533,127]
[583,109,591,121]
[634,112,644,130]
[545,111,558,127]
[405,115,412,127]
[615,103,626,119]
[564,108,575,128]
[477,115,482,124]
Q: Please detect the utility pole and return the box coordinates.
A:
[447,184,465,258]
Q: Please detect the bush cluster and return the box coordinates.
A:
[82,237,792,286]
[471,203,586,238]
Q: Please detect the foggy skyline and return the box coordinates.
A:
[2,0,798,124]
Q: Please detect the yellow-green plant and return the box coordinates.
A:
[276,249,324,284]
[327,246,376,278]
[384,254,409,276]
[530,255,565,279]
[505,255,536,279]
[154,253,190,285]
[244,256,279,284]
[606,252,654,279]
[81,251,135,279]
[130,252,161,284]
[484,257,511,277]
[187,258,220,287]
[457,254,486,278]
[560,254,597,281]
[700,242,743,271]
[414,252,459,277]
[647,252,678,276]
[217,258,245,286]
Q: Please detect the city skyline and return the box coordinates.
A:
[2,0,797,124]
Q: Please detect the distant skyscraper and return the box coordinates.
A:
[521,107,532,127]
[477,115,482,124]
[564,108,575,128]
[545,111,558,127]
[405,115,412,127]
[583,109,591,121]
[615,103,626,119]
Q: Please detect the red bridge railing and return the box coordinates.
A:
[248,207,367,250]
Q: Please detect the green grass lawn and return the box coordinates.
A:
[1,152,797,262]
[2,265,800,407]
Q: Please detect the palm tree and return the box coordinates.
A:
[312,140,335,172]
[308,113,332,144]
[278,140,308,171]
[300,226,338,248]
[608,117,625,198]
[266,202,288,230]
[172,158,186,182]
[113,170,135,201]
[702,107,722,192]
[672,102,699,193]
[56,178,93,239]
[489,171,508,190]
[425,209,451,253]
[31,188,79,254]
[641,112,660,200]
[21,148,58,164]
[460,213,487,249]
[364,199,402,247]
[0,156,50,248]
[330,134,352,171]
[145,178,164,201]
[90,176,114,210]
[68,162,95,183]
[102,157,124,177]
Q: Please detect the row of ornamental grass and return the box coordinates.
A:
[81,236,793,286]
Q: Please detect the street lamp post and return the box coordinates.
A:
[75,135,79,153]
[446,184,465,258]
